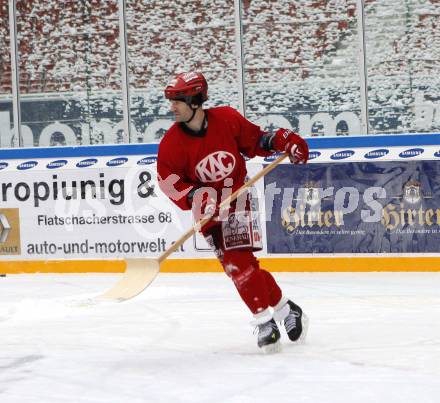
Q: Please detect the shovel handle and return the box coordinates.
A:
[158,153,288,263]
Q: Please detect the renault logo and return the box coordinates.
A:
[0,209,20,255]
[0,213,11,243]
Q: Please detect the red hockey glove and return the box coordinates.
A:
[271,129,309,164]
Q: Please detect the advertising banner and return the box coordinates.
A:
[3,139,440,269]
[0,155,192,260]
[265,161,440,254]
[0,152,266,261]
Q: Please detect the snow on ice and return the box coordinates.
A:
[1,272,439,403]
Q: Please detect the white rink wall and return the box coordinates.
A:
[2,135,440,273]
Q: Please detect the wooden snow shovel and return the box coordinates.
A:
[100,153,289,302]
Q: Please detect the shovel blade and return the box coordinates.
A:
[99,258,160,302]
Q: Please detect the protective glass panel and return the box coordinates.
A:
[15,0,125,147]
[0,1,14,148]
[365,0,440,134]
[125,0,240,143]
[242,0,363,137]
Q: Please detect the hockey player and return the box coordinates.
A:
[157,71,309,351]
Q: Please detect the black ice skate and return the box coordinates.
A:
[283,300,308,343]
[256,318,281,352]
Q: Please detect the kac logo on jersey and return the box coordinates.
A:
[195,151,236,182]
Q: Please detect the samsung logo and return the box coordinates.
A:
[0,162,8,170]
[330,150,355,160]
[47,159,68,169]
[17,161,38,170]
[364,149,389,159]
[434,151,440,158]
[76,158,98,168]
[107,157,128,167]
[137,156,157,165]
[264,154,280,162]
[399,148,424,158]
[308,151,321,160]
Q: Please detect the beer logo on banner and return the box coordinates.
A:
[388,180,431,207]
[330,150,355,160]
[399,148,424,158]
[47,159,68,169]
[364,149,389,159]
[76,158,98,168]
[106,157,128,167]
[195,151,236,182]
[137,156,157,165]
[403,180,422,204]
[303,182,321,207]
[0,209,21,255]
[17,161,38,170]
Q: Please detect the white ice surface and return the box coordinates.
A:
[1,272,439,403]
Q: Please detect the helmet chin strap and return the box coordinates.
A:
[184,105,198,124]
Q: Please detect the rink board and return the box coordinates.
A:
[2,134,440,273]
[1,256,440,273]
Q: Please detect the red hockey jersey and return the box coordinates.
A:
[157,106,271,210]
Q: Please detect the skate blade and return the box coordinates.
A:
[262,340,282,354]
[297,313,309,344]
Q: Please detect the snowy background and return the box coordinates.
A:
[1,0,440,146]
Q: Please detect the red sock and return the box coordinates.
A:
[222,250,282,314]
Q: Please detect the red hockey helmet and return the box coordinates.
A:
[164,71,208,105]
